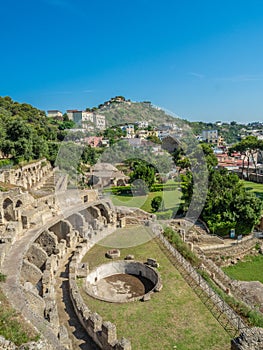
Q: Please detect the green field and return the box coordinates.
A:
[222,254,263,283]
[243,180,263,200]
[79,228,230,350]
[109,187,182,214]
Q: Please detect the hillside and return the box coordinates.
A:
[92,97,248,143]
[0,96,74,165]
[93,98,185,127]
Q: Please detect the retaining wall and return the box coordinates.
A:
[69,245,131,350]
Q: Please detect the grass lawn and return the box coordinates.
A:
[0,286,39,345]
[109,188,182,213]
[222,254,263,283]
[243,180,263,201]
[79,228,230,350]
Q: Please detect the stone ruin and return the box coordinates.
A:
[69,248,132,349]
[106,249,121,259]
[0,158,52,190]
[0,167,262,349]
[231,328,263,350]
[84,260,162,303]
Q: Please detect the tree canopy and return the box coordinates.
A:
[129,162,155,195]
[202,169,262,236]
[0,96,75,164]
[229,136,263,179]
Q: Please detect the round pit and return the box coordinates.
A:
[85,261,161,303]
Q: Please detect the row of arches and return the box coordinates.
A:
[1,197,23,222]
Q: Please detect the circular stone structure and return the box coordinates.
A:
[85,261,161,303]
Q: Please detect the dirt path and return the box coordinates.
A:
[55,253,99,350]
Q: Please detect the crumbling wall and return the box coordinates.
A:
[231,328,263,349]
[35,230,59,256]
[21,259,43,285]
[0,336,54,350]
[26,243,48,270]
[2,158,52,190]
[203,236,258,263]
[69,247,131,350]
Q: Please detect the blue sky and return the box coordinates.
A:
[1,0,263,123]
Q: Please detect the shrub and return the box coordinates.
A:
[0,273,6,282]
[0,159,12,168]
[151,196,162,212]
[151,183,178,192]
[163,227,200,266]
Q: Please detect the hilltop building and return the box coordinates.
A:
[47,110,63,120]
[66,110,106,130]
[202,130,218,144]
[67,110,82,123]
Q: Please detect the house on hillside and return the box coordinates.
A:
[47,110,63,120]
[202,130,218,144]
[66,110,106,130]
[93,114,106,130]
[87,163,129,188]
[67,110,82,123]
[120,124,135,138]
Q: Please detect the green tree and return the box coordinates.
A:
[81,145,103,165]
[151,196,162,212]
[202,169,262,236]
[200,143,218,170]
[229,136,263,180]
[130,163,155,195]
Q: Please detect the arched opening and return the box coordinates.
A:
[117,179,126,186]
[96,203,111,224]
[15,200,23,208]
[3,198,15,221]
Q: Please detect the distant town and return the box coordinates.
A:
[47,97,263,184]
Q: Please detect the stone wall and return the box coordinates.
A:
[0,189,35,225]
[21,259,43,285]
[116,206,156,226]
[26,243,48,269]
[0,336,54,350]
[68,246,131,350]
[201,236,258,263]
[7,199,118,349]
[1,159,52,190]
[231,328,263,349]
[85,260,161,303]
[200,256,263,312]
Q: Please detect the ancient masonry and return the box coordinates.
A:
[0,191,132,348]
[0,160,152,349]
[0,160,263,349]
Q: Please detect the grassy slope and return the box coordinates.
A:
[109,181,182,213]
[79,228,230,350]
[243,180,263,201]
[110,189,182,213]
[98,101,184,128]
[222,254,263,283]
[0,286,39,345]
